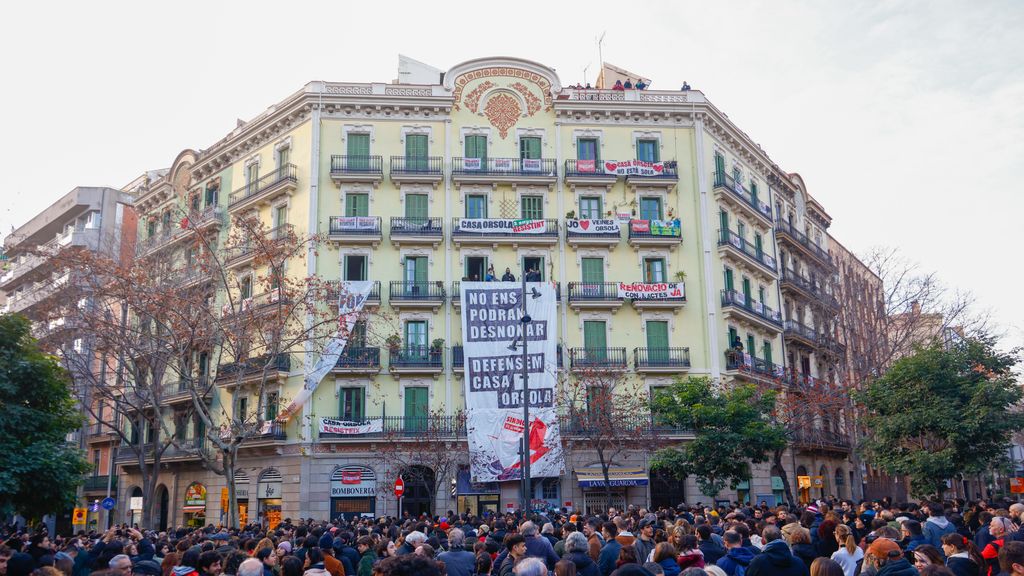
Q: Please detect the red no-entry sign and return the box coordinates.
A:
[394,476,405,498]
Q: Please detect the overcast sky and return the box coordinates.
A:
[2,0,1022,349]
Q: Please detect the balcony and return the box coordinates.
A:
[389,217,443,248]
[565,219,622,248]
[779,268,839,310]
[717,229,777,278]
[329,155,384,186]
[720,290,783,332]
[388,281,446,311]
[158,376,211,406]
[82,475,117,492]
[451,157,557,187]
[241,423,288,450]
[819,334,847,358]
[563,159,617,188]
[569,347,628,371]
[775,220,834,269]
[634,347,691,373]
[389,346,444,376]
[224,224,294,270]
[783,319,819,348]
[318,415,467,440]
[0,253,46,290]
[228,164,298,212]
[790,427,851,454]
[325,280,381,308]
[712,171,773,225]
[389,156,444,186]
[558,413,692,438]
[136,207,224,257]
[331,346,381,374]
[627,219,682,250]
[567,282,624,312]
[216,352,291,386]
[723,350,783,382]
[451,218,559,248]
[5,273,71,315]
[327,215,382,246]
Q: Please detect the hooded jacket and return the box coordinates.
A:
[877,557,920,576]
[699,540,727,566]
[716,546,756,576]
[677,550,705,570]
[746,540,810,576]
[924,516,957,549]
[171,566,199,576]
[565,551,601,576]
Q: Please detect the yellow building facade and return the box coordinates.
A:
[118,57,856,527]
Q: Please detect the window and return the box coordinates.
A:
[198,352,209,380]
[405,194,428,219]
[520,136,541,160]
[405,134,429,172]
[405,320,428,355]
[465,194,487,218]
[719,210,729,240]
[583,320,607,350]
[763,341,773,366]
[190,193,201,212]
[350,321,368,347]
[747,334,757,359]
[86,211,102,229]
[754,232,763,258]
[540,478,558,500]
[639,197,662,221]
[643,258,666,282]
[240,276,253,299]
[340,388,365,421]
[522,256,544,281]
[246,163,259,187]
[646,321,670,361]
[265,392,279,421]
[724,267,734,292]
[237,397,248,422]
[92,450,101,476]
[636,139,659,162]
[464,135,487,160]
[579,196,602,219]
[714,152,726,179]
[404,256,427,290]
[274,205,288,227]
[737,220,746,240]
[758,285,766,304]
[742,277,752,303]
[581,258,604,283]
[344,255,367,281]
[577,138,599,161]
[346,193,369,217]
[750,181,759,204]
[147,220,156,238]
[347,133,370,170]
[520,196,543,219]
[728,327,740,350]
[185,248,196,267]
[587,385,611,414]
[161,211,171,230]
[404,386,429,429]
[276,147,290,169]
[464,256,487,281]
[205,185,219,208]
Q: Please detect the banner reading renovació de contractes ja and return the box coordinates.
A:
[279,280,374,421]
[617,282,685,300]
[460,282,564,483]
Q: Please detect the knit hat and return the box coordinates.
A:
[867,538,902,560]
[277,541,292,553]
[806,505,819,514]
[318,533,334,550]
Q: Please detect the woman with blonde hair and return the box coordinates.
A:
[781,523,817,572]
[830,523,864,576]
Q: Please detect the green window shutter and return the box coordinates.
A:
[728,327,739,349]
[719,210,729,240]
[742,277,752,302]
[747,335,757,359]
[465,135,487,160]
[714,153,725,178]
[410,256,428,284]
[406,134,428,171]
[763,341,773,366]
[750,181,759,203]
[724,268,734,292]
[583,321,607,349]
[520,137,541,160]
[758,286,766,303]
[581,258,605,283]
[348,133,370,170]
[754,233,763,257]
[346,193,369,217]
[404,386,429,431]
[646,321,669,356]
[405,320,427,350]
[341,388,365,421]
[405,194,428,219]
[521,196,543,219]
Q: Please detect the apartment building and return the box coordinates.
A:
[80,56,878,525]
[1,186,136,529]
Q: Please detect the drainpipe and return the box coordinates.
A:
[692,117,720,379]
[444,117,453,415]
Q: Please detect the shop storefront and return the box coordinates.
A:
[330,466,376,520]
[257,469,282,530]
[182,483,206,527]
[235,472,250,525]
[577,466,648,515]
[455,469,499,515]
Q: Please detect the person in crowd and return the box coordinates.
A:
[999,541,1024,576]
[809,558,845,576]
[695,525,724,567]
[941,533,982,576]
[982,517,1013,576]
[612,80,624,91]
[485,266,496,282]
[255,548,275,576]
[830,524,864,576]
[196,552,222,576]
[746,525,808,576]
[563,532,600,576]
[635,79,647,90]
[635,520,658,564]
[715,531,753,576]
[374,554,442,576]
[782,524,817,572]
[863,538,917,576]
[651,543,681,576]
[278,557,302,576]
[501,268,516,282]
[925,504,958,549]
[913,546,946,573]
[681,82,691,90]
[904,520,930,554]
[513,557,547,576]
[623,79,633,89]
[235,560,261,576]
[676,535,704,571]
[599,524,623,576]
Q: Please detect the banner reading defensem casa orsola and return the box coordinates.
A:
[460,282,564,483]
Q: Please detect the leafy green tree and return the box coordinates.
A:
[651,377,786,498]
[0,314,89,519]
[858,336,1024,499]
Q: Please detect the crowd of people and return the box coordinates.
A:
[5,497,1024,576]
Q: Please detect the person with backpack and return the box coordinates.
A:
[716,531,754,576]
[982,517,1012,576]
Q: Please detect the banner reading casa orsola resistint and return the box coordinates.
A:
[617,282,685,300]
[278,280,374,421]
[456,219,548,234]
[461,282,564,483]
[318,418,384,435]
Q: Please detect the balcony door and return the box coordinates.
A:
[646,321,669,363]
[404,386,429,433]
[464,256,488,282]
[404,257,427,295]
[579,196,602,219]
[346,193,369,217]
[404,321,428,360]
[520,196,543,220]
[406,134,428,171]
[577,138,598,161]
[348,133,370,170]
[583,320,607,363]
[520,136,541,160]
[643,258,666,283]
[522,256,544,281]
[465,195,487,218]
[639,197,662,221]
[465,135,487,161]
[405,194,428,221]
[340,387,365,421]
[344,255,367,281]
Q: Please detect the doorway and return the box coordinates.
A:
[464,256,487,281]
[156,485,169,532]
[402,465,435,518]
[522,256,544,281]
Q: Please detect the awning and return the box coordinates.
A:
[576,466,649,488]
[182,506,207,513]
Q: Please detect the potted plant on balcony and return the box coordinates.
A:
[385,334,402,355]
[674,271,686,282]
[430,338,445,363]
[565,210,576,220]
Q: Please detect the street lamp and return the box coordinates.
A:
[519,275,532,513]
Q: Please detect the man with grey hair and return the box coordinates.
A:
[513,557,547,576]
[396,531,426,555]
[520,521,559,570]
[108,555,132,576]
[236,559,263,576]
[437,528,475,576]
[564,532,600,576]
